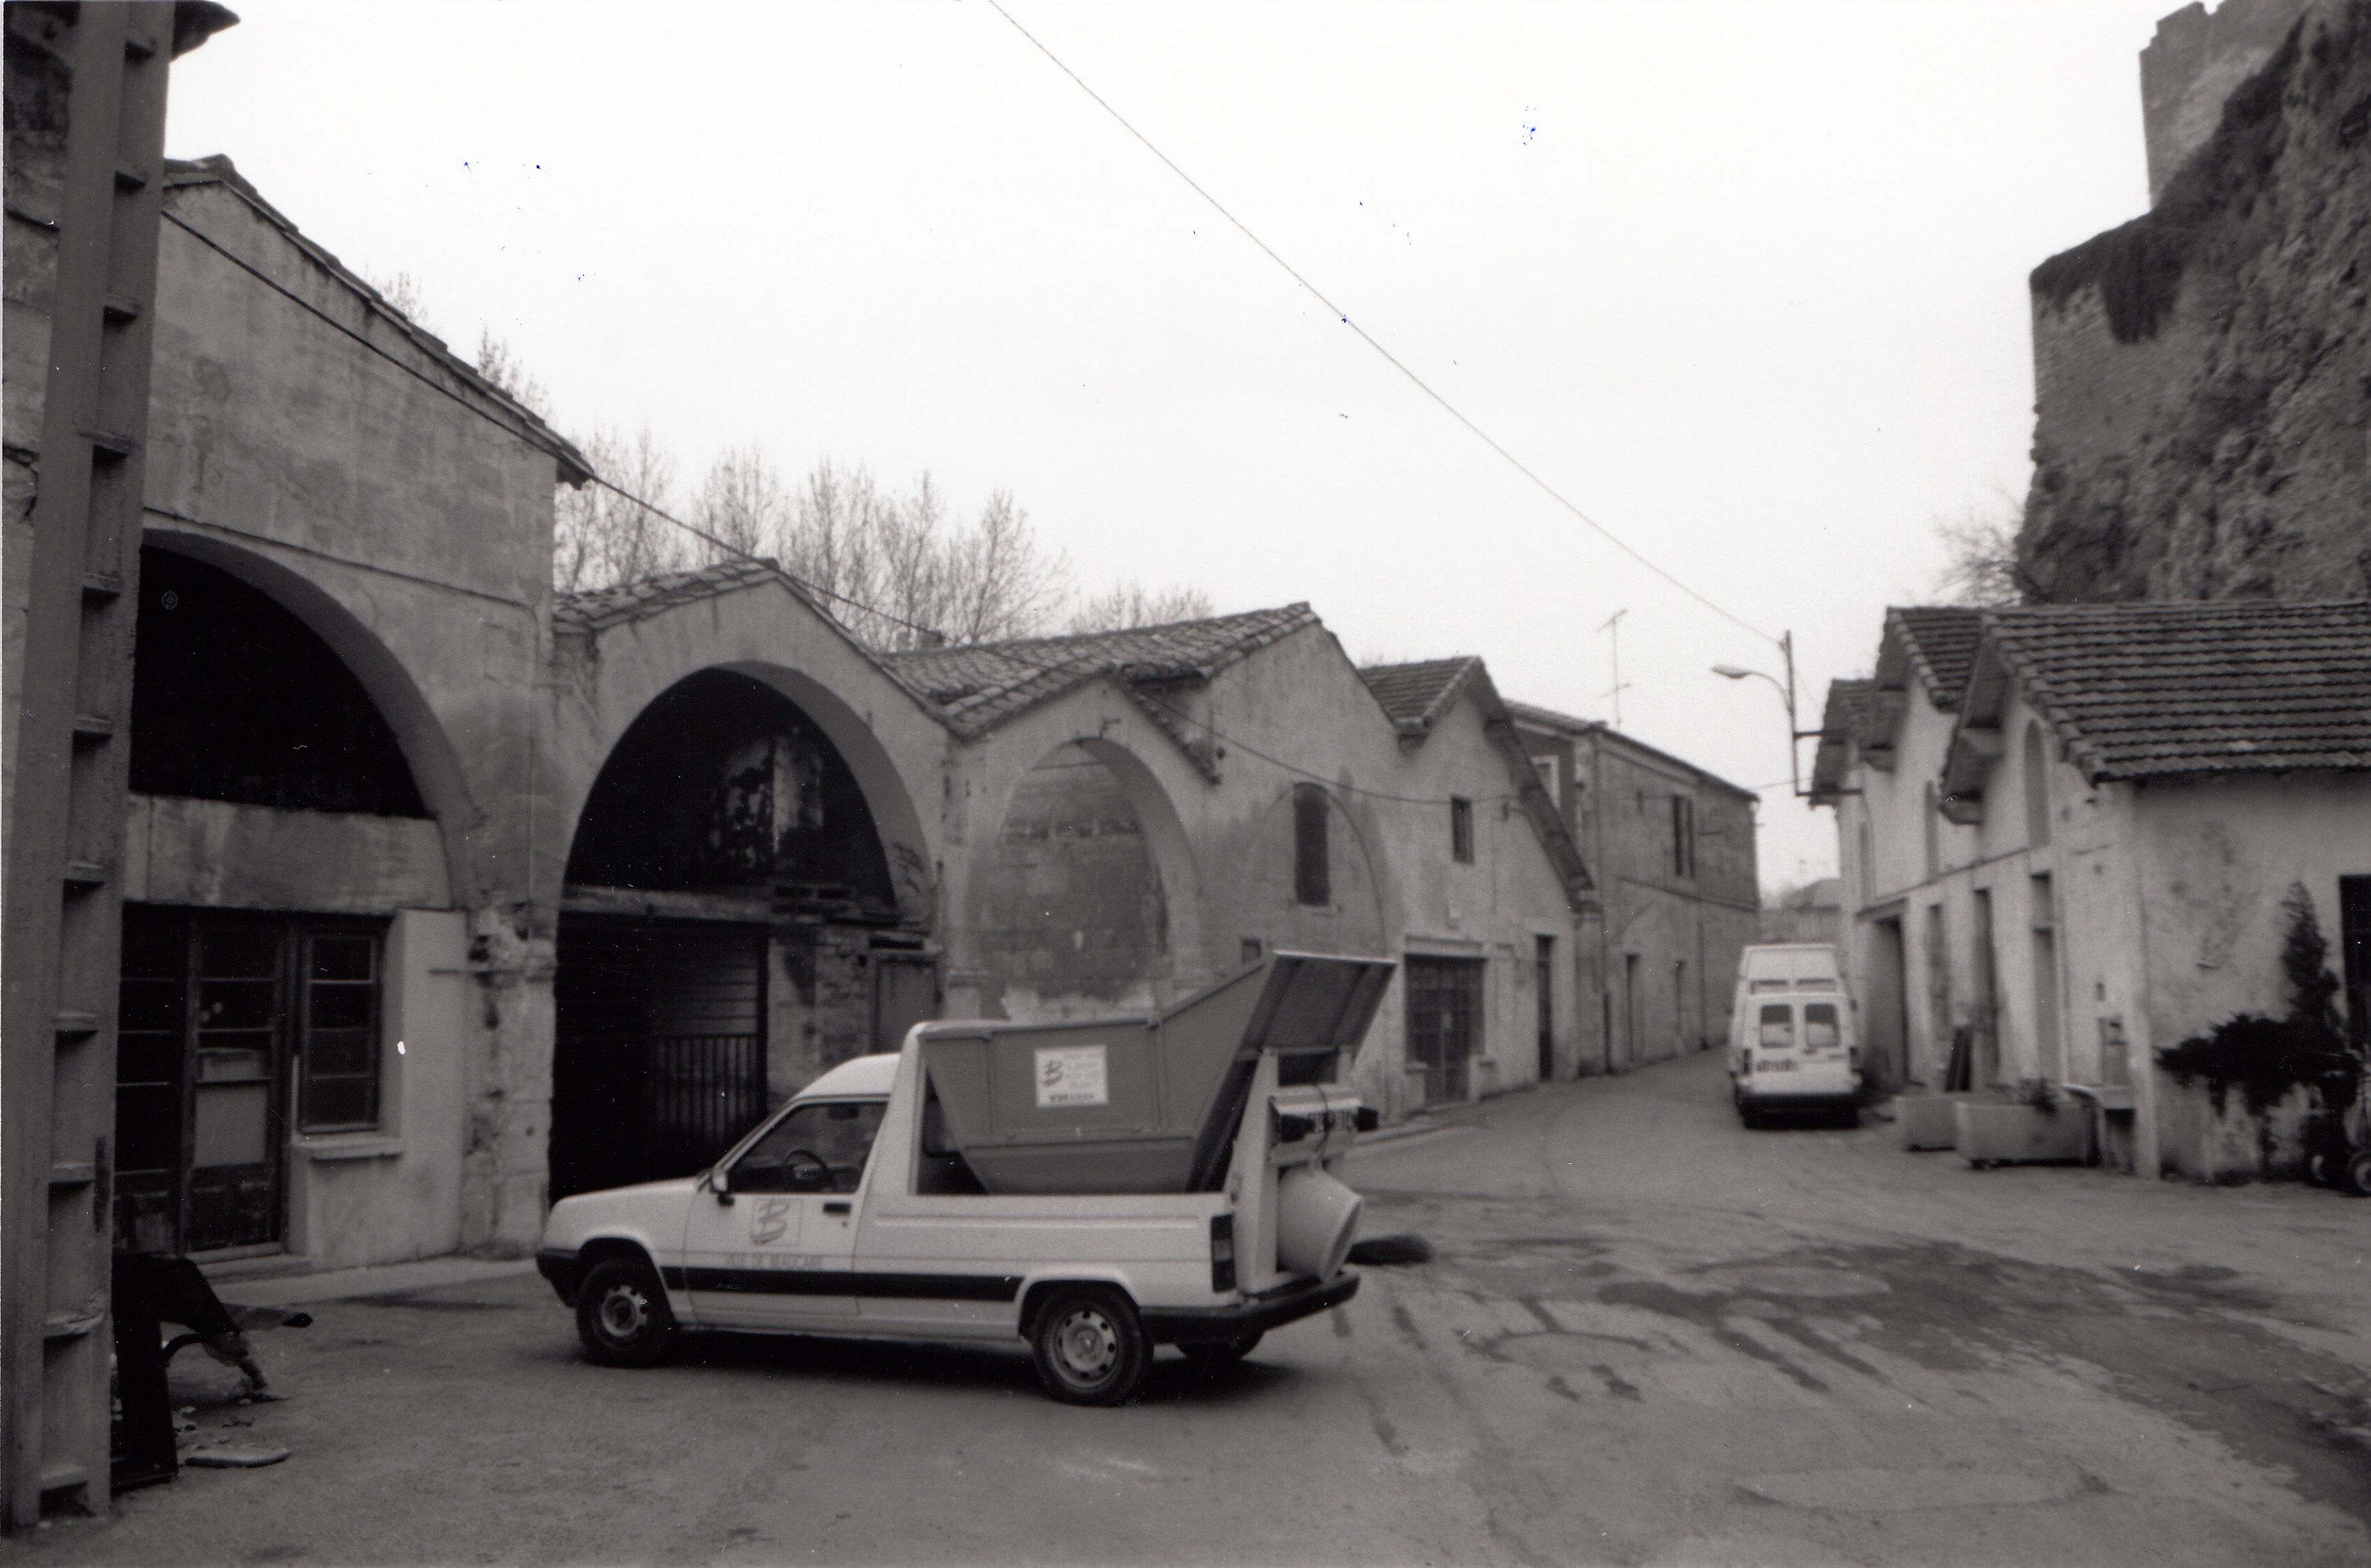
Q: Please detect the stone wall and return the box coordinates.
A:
[2020,0,2369,604]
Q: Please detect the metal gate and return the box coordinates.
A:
[551,917,768,1198]
[1407,955,1484,1105]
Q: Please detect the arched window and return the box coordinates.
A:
[2023,720,2053,848]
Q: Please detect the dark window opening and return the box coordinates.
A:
[566,669,896,910]
[1670,795,1695,878]
[1292,783,1330,907]
[130,548,427,816]
[1450,796,1474,863]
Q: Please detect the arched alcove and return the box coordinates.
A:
[552,668,929,1197]
[971,738,1202,1020]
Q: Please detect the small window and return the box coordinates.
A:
[1794,977,1836,991]
[299,931,382,1132]
[2023,719,2053,848]
[1450,796,1474,864]
[734,1100,886,1193]
[1802,1003,1840,1049]
[1757,1004,1795,1049]
[1293,783,1330,907]
[1749,978,1791,994]
[1671,796,1695,878]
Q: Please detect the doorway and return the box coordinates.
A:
[550,915,768,1199]
[1407,954,1484,1104]
[1535,936,1556,1082]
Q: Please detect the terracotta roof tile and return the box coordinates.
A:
[1887,606,1984,710]
[1984,600,2371,781]
[878,604,1320,736]
[1359,658,1483,732]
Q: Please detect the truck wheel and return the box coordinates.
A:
[576,1257,677,1368]
[1031,1287,1148,1405]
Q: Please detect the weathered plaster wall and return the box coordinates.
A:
[2142,0,2323,202]
[764,926,876,1098]
[143,175,568,1257]
[975,746,1170,1019]
[2130,773,2371,1175]
[2021,0,2370,604]
[121,795,450,913]
[287,909,470,1267]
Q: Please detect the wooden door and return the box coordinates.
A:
[1407,956,1482,1104]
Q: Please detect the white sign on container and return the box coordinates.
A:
[1034,1044,1109,1108]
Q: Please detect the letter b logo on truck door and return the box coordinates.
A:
[748,1197,797,1246]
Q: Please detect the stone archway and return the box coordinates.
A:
[551,667,932,1197]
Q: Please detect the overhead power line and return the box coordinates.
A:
[982,0,1781,649]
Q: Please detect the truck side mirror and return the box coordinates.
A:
[708,1167,734,1206]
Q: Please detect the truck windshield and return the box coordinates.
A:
[1757,1004,1795,1049]
[733,1100,886,1193]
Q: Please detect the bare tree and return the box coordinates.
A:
[361,268,431,328]
[693,442,789,562]
[1931,504,2034,608]
[1066,580,1217,633]
[553,426,683,592]
[474,328,549,415]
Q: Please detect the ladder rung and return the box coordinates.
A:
[54,1010,100,1037]
[72,712,115,741]
[82,571,123,599]
[43,1308,104,1341]
[49,1162,98,1188]
[38,1463,90,1495]
[63,860,109,888]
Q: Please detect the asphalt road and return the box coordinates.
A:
[25,1048,2371,1566]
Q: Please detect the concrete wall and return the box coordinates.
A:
[135,174,571,1258]
[2130,773,2371,1176]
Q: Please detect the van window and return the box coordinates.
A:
[734,1100,885,1193]
[1749,978,1791,994]
[1802,1003,1840,1049]
[1794,978,1836,991]
[1757,1004,1795,1049]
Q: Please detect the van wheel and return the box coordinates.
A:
[576,1257,677,1368]
[2348,1151,2371,1197]
[1031,1287,1148,1405]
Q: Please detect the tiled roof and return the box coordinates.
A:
[879,604,1321,737]
[1886,607,1984,710]
[163,156,591,485]
[1975,600,2371,781]
[1503,699,1597,736]
[1808,678,1877,801]
[554,558,803,633]
[1359,658,1483,733]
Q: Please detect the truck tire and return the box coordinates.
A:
[576,1256,677,1368]
[1030,1286,1148,1405]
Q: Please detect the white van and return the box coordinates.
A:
[1727,943,1860,1126]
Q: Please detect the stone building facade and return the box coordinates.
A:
[1507,704,1762,1073]
[1813,602,2371,1177]
[2019,0,2368,604]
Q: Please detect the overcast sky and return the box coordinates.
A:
[163,0,2183,892]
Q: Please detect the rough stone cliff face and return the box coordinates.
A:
[2019,0,2369,604]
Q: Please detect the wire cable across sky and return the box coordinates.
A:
[983,0,1783,650]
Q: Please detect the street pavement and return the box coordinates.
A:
[23,1047,2370,1566]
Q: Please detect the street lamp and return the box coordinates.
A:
[1710,631,1822,798]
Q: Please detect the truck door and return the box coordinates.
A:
[679,1098,884,1328]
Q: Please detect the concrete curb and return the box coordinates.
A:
[201,1254,537,1307]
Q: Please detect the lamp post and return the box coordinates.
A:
[1712,630,1822,798]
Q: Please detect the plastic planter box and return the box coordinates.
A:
[1955,1100,2090,1167]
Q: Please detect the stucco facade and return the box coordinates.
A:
[1816,603,2371,1177]
[1510,705,1761,1073]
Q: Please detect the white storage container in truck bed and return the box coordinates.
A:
[535,952,1392,1404]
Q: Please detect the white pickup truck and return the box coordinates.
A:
[536,953,1390,1404]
